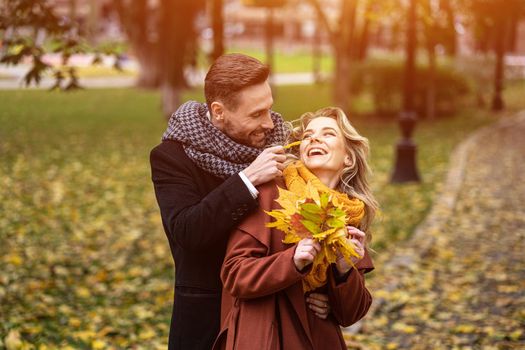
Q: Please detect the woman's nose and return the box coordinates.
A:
[309,136,322,144]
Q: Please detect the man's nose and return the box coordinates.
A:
[261,111,274,130]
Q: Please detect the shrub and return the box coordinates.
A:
[349,59,471,118]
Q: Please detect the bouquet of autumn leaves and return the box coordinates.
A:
[265,161,365,293]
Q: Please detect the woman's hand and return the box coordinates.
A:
[293,238,321,271]
[335,226,366,275]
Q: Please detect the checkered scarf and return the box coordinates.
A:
[162,101,288,179]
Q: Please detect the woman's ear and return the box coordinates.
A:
[344,156,352,167]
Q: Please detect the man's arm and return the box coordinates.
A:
[150,145,258,252]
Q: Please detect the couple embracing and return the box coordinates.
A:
[150,53,377,350]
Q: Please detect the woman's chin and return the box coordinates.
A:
[302,158,326,171]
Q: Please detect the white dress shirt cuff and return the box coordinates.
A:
[239,171,259,199]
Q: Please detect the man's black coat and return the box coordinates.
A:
[150,140,258,349]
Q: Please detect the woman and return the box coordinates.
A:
[213,107,378,349]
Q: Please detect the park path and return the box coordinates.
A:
[347,112,525,349]
[0,64,319,89]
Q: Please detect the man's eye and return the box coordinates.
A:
[302,134,312,140]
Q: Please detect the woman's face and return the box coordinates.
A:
[299,116,348,181]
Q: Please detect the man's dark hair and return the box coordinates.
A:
[204,53,270,111]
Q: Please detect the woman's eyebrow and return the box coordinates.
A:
[304,127,338,133]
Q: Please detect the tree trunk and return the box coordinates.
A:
[423,0,436,119]
[307,0,358,110]
[441,0,457,56]
[210,0,224,61]
[334,47,351,112]
[70,0,77,20]
[135,47,161,88]
[335,0,358,112]
[403,0,417,113]
[159,0,204,119]
[426,44,436,119]
[114,0,162,89]
[312,25,322,84]
[162,83,182,120]
[265,7,275,79]
[357,1,373,61]
[508,12,519,53]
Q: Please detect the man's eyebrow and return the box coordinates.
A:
[249,104,273,115]
[250,108,266,115]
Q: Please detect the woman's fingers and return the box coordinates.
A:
[294,238,321,270]
[350,239,364,255]
[347,226,366,243]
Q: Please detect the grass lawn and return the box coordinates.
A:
[2,82,521,348]
[224,47,334,74]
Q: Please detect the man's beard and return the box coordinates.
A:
[223,122,267,148]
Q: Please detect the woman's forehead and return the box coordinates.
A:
[305,116,339,131]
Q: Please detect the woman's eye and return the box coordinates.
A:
[302,134,312,140]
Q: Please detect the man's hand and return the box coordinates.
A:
[293,238,320,271]
[306,293,331,319]
[243,145,286,186]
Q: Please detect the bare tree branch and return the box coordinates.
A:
[306,0,336,46]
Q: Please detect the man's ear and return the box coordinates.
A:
[210,101,225,122]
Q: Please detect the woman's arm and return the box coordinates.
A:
[326,265,373,327]
[221,229,308,299]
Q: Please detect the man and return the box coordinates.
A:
[150,54,329,349]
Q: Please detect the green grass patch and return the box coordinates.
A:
[196,47,334,74]
[1,83,514,347]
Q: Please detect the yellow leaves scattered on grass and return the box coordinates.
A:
[1,146,172,347]
[452,324,477,334]
[391,322,417,334]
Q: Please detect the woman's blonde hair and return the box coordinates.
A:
[288,107,378,238]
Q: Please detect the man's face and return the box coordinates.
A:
[215,81,274,148]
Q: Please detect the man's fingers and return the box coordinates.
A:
[265,145,285,154]
[307,293,329,306]
[276,162,286,171]
[314,312,328,319]
[306,293,330,319]
[308,303,328,315]
[274,154,287,162]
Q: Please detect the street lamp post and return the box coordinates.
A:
[492,18,506,111]
[391,0,421,183]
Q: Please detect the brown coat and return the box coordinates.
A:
[213,181,374,350]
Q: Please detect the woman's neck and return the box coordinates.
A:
[311,169,340,189]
